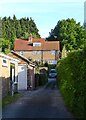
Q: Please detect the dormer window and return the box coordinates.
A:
[33,42,41,47]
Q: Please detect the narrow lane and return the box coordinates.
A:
[2,79,74,118]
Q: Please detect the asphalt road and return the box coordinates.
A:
[2,78,74,119]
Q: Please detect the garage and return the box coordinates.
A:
[18,64,27,90]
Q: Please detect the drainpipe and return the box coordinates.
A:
[41,50,43,64]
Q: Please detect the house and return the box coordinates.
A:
[0,52,19,98]
[8,51,36,90]
[14,34,60,64]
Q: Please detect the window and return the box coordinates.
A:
[33,51,37,54]
[51,50,55,55]
[37,51,41,54]
[48,60,57,64]
[2,59,8,67]
[20,51,24,56]
[33,51,41,54]
[33,42,41,47]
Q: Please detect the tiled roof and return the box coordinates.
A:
[32,38,45,43]
[41,41,60,50]
[8,51,35,67]
[14,38,60,51]
[14,38,33,50]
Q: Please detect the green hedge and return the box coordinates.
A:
[39,73,48,86]
[57,49,86,118]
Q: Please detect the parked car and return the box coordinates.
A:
[49,69,57,78]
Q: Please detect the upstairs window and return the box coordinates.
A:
[33,51,41,54]
[51,50,55,55]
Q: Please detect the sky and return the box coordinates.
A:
[0,0,85,38]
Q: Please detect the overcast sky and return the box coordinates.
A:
[0,0,85,38]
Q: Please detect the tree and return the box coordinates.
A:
[1,15,41,53]
[47,18,85,51]
[15,20,21,38]
[1,38,11,54]
[29,17,40,38]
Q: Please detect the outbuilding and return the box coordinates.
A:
[0,52,19,98]
[8,51,36,91]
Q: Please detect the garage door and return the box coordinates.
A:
[18,64,27,90]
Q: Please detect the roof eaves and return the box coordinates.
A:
[0,52,20,63]
[11,51,36,67]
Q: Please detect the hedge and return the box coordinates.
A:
[35,73,48,87]
[39,73,48,86]
[57,49,86,118]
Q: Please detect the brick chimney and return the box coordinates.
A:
[28,33,32,42]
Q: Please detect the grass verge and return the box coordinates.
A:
[2,93,22,108]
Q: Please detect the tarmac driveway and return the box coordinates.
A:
[2,79,74,119]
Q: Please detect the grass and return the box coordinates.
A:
[2,92,22,108]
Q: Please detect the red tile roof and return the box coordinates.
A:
[8,51,35,67]
[14,38,60,51]
[32,38,45,43]
[14,38,32,50]
[41,41,60,50]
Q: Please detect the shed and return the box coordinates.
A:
[8,51,36,90]
[0,52,19,98]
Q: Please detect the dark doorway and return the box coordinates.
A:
[10,63,15,95]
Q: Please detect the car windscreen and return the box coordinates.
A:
[50,71,56,73]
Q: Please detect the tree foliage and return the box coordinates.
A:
[47,18,85,51]
[0,38,11,54]
[1,15,40,53]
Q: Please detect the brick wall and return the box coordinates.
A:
[16,50,58,62]
[43,51,57,61]
[16,51,41,61]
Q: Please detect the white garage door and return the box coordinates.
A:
[18,64,27,90]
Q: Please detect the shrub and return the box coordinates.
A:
[57,49,86,118]
[44,62,48,67]
[39,73,48,86]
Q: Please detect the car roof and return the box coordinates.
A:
[50,69,56,71]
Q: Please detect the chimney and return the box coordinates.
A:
[28,33,32,42]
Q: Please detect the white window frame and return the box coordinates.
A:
[33,51,41,55]
[33,42,41,47]
[20,51,24,56]
[51,50,55,55]
[2,58,8,67]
